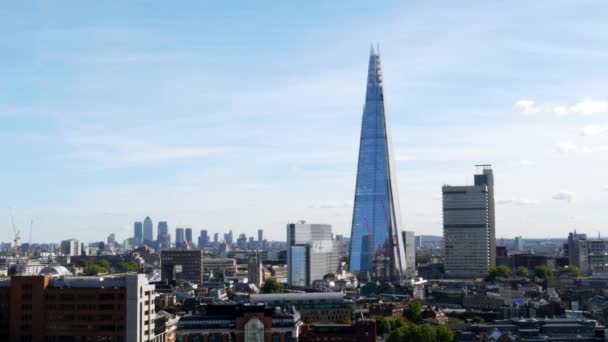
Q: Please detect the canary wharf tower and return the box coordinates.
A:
[348,47,406,282]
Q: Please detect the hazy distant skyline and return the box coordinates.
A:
[2,1,608,242]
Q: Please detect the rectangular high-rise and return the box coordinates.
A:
[60,239,81,256]
[287,221,339,287]
[442,166,496,278]
[175,228,185,249]
[157,221,170,250]
[0,274,155,341]
[143,216,154,242]
[198,230,209,248]
[185,228,193,246]
[349,47,406,282]
[402,231,416,278]
[134,221,143,243]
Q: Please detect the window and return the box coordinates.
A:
[244,318,264,342]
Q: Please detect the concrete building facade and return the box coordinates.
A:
[0,273,155,342]
[442,166,496,278]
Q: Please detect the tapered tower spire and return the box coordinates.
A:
[348,48,406,282]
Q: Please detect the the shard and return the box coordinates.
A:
[348,47,406,282]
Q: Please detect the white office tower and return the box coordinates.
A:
[60,239,81,256]
[287,221,340,287]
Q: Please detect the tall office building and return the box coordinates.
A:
[402,231,417,278]
[60,239,81,256]
[514,236,525,251]
[185,228,193,246]
[442,165,496,278]
[134,221,143,243]
[157,221,170,250]
[213,232,219,244]
[198,230,209,248]
[0,274,155,341]
[175,228,185,249]
[348,47,406,282]
[258,229,263,243]
[143,216,153,242]
[224,230,234,245]
[287,221,339,287]
[566,231,608,272]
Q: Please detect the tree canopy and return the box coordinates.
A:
[486,265,511,281]
[405,301,423,323]
[559,266,581,277]
[534,265,553,278]
[515,266,529,278]
[387,323,454,342]
[261,278,284,293]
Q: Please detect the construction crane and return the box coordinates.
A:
[9,209,20,258]
[26,220,33,259]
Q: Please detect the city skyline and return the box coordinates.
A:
[3,1,608,242]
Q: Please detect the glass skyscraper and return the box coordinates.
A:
[349,47,406,282]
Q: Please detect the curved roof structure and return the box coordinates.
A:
[39,265,73,277]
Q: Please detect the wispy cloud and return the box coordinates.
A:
[497,197,539,206]
[64,134,221,166]
[552,190,575,203]
[555,141,592,154]
[513,100,541,115]
[308,201,352,209]
[581,125,608,137]
[517,159,535,166]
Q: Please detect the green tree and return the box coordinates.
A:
[416,248,432,265]
[118,261,139,272]
[471,316,484,323]
[515,266,529,277]
[226,288,236,299]
[436,326,455,342]
[405,301,423,323]
[486,265,511,281]
[534,265,553,278]
[560,266,581,277]
[261,278,284,293]
[387,323,454,342]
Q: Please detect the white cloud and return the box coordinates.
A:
[308,201,352,209]
[581,125,608,137]
[513,100,541,114]
[395,154,417,161]
[552,190,575,202]
[553,98,608,116]
[555,141,578,154]
[553,106,569,116]
[65,134,219,165]
[569,98,608,115]
[497,197,539,206]
[517,159,535,166]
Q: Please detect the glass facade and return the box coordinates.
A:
[289,246,308,287]
[349,48,405,281]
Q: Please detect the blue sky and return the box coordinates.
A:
[2,1,608,243]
